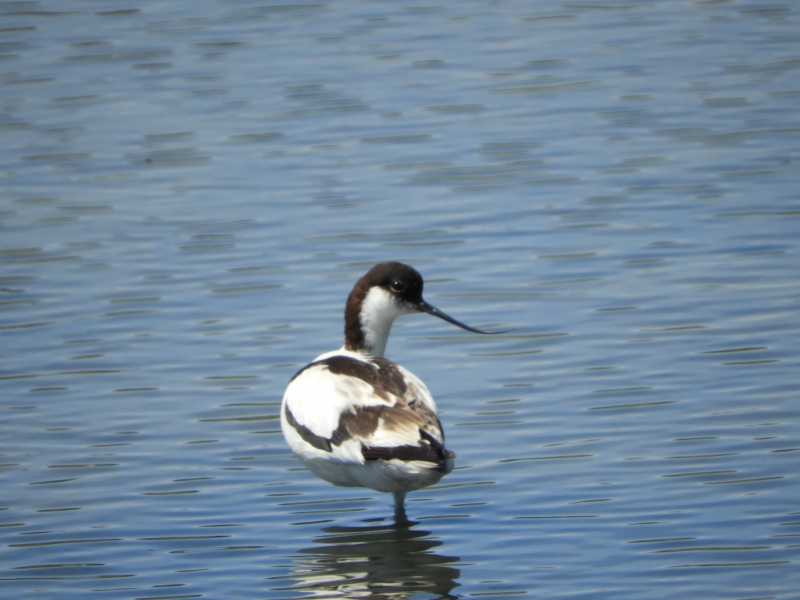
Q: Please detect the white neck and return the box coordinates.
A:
[358,287,412,357]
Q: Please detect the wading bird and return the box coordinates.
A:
[281,262,500,522]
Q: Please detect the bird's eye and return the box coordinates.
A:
[390,280,404,293]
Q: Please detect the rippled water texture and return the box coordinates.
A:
[1,1,799,598]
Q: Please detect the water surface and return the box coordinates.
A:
[1,1,799,598]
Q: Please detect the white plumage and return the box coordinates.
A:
[281,262,500,522]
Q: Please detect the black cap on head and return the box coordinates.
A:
[363,262,505,335]
[364,262,424,304]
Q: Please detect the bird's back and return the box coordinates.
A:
[281,350,454,493]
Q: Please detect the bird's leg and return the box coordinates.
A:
[393,490,408,526]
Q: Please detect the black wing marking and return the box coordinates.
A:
[283,404,331,452]
[361,428,456,470]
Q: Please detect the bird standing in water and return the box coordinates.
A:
[281,262,499,523]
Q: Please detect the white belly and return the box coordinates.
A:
[301,452,453,493]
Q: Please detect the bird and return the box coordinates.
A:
[281,262,501,523]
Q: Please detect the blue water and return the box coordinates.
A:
[1,1,799,598]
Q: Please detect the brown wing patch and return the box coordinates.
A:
[407,391,445,443]
[353,394,453,469]
[289,355,407,397]
[323,355,407,397]
[330,401,425,446]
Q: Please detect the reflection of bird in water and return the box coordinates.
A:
[278,522,460,600]
[282,263,501,523]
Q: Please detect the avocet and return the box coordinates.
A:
[281,262,500,522]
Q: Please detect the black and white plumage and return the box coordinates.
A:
[281,262,500,522]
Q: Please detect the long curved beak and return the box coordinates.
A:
[416,299,507,335]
